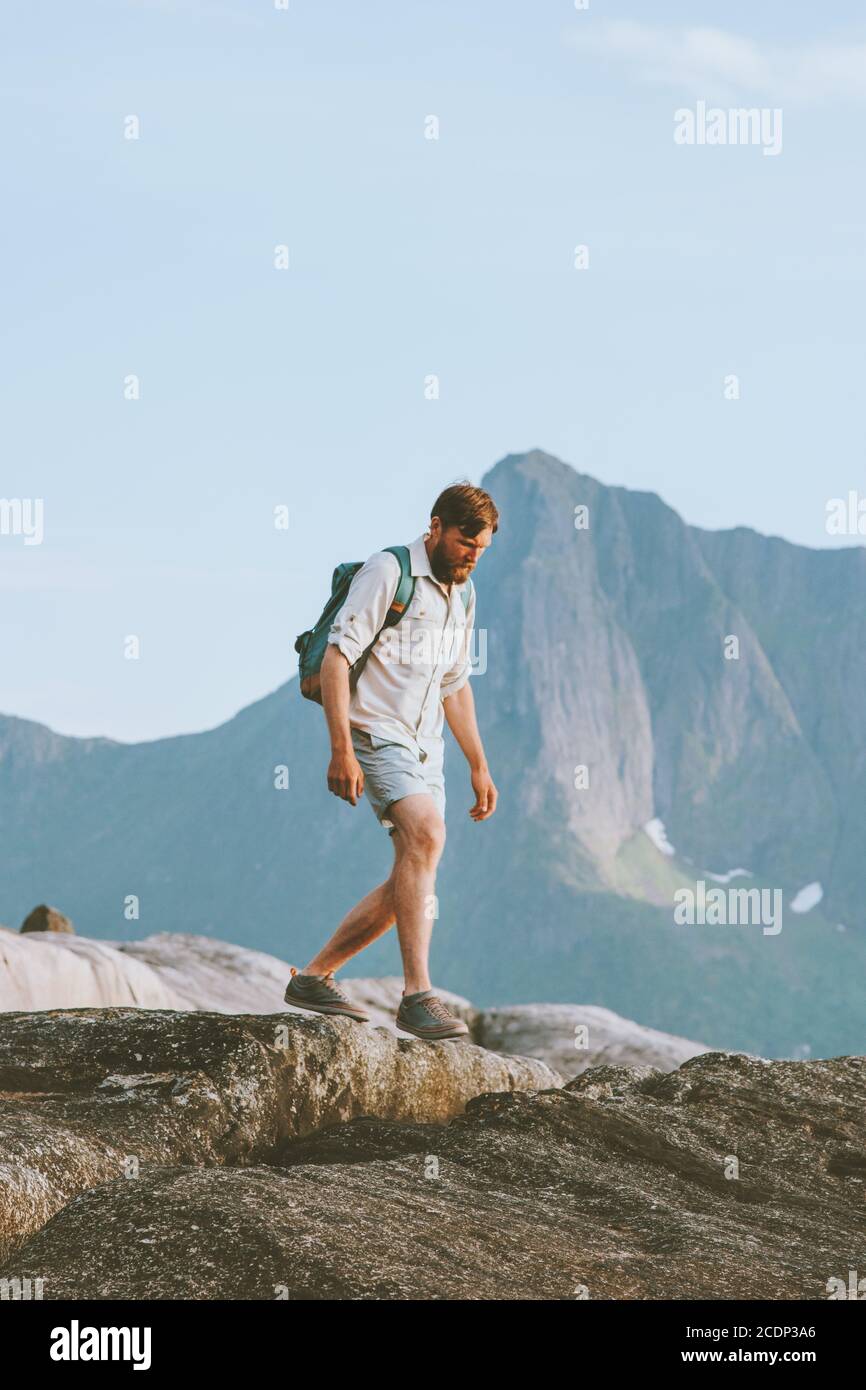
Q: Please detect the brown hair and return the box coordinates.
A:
[430,481,499,538]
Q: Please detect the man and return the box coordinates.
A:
[285,482,499,1039]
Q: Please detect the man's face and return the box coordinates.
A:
[427,521,493,584]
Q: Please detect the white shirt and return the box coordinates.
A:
[327,531,475,756]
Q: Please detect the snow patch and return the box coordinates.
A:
[643,818,675,857]
[705,867,753,884]
[790,882,823,914]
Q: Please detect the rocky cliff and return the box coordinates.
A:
[0,1008,862,1300]
[0,1007,559,1264]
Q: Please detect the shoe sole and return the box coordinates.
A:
[395,1017,468,1041]
[284,988,369,1023]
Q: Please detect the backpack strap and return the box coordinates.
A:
[380,545,415,627]
[380,546,473,620]
[345,546,414,691]
[376,544,470,636]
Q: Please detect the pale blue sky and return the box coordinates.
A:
[2,1,865,740]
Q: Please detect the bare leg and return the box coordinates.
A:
[302,863,398,976]
[386,793,446,995]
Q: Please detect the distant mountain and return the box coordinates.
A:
[2,449,865,1057]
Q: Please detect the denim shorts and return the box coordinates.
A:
[350,727,446,836]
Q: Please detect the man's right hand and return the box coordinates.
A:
[327,750,365,805]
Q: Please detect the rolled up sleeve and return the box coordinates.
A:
[327,551,401,667]
[439,581,475,700]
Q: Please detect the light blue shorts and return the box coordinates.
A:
[350,728,446,836]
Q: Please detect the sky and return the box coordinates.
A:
[1,1,865,742]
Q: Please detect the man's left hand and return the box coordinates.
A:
[469,767,498,823]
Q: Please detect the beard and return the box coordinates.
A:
[429,539,472,584]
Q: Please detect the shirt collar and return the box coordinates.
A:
[409,532,434,578]
[409,531,459,599]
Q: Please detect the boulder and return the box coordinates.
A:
[0,927,189,1012]
[0,1007,560,1262]
[4,1052,865,1299]
[19,905,74,934]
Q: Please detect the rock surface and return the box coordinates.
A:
[4,1052,865,1300]
[0,929,710,1084]
[0,1007,560,1262]
[0,927,190,1012]
[475,1003,719,1078]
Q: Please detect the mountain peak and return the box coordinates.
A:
[485,447,598,489]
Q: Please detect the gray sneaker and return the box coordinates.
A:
[284,967,370,1023]
[396,989,469,1041]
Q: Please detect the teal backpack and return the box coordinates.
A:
[294,544,472,704]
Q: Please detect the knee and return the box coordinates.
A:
[404,816,446,864]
